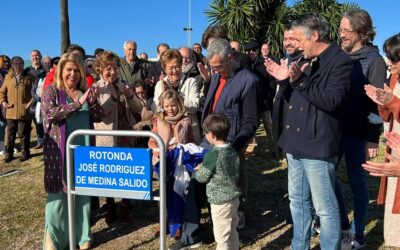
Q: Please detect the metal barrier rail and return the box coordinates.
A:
[66,129,166,250]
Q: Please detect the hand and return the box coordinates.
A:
[362,153,400,177]
[25,99,34,110]
[197,62,210,82]
[289,62,309,83]
[87,86,98,105]
[108,83,118,100]
[159,71,166,82]
[78,89,91,106]
[145,76,155,86]
[121,84,134,99]
[2,101,10,109]
[264,58,289,81]
[365,142,379,159]
[376,84,394,105]
[365,84,392,106]
[194,164,200,171]
[386,131,400,155]
[168,144,177,151]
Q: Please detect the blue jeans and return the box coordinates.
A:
[287,153,340,250]
[335,136,369,238]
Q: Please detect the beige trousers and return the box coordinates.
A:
[211,198,240,250]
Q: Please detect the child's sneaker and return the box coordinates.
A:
[168,240,202,250]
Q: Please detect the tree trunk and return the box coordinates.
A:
[60,0,70,54]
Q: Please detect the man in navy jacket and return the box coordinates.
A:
[168,38,259,250]
[266,14,353,250]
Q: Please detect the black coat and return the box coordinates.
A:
[278,42,353,159]
[272,53,304,153]
[251,56,278,111]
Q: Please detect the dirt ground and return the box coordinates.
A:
[0,127,386,249]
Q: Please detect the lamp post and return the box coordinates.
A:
[183,0,192,47]
[183,28,193,47]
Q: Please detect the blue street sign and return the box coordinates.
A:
[74,146,152,200]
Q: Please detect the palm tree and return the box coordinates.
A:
[292,0,360,43]
[263,3,295,57]
[205,0,257,46]
[205,0,359,58]
[60,0,70,53]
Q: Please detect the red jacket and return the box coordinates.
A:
[377,73,400,214]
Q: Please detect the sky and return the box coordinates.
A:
[1,0,398,60]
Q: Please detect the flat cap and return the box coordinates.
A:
[244,41,259,51]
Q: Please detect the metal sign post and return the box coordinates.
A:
[66,129,166,250]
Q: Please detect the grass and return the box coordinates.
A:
[0,126,387,249]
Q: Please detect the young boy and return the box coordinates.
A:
[194,114,241,250]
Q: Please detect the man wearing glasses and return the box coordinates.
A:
[168,38,259,250]
[336,9,387,250]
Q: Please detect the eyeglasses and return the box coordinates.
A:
[339,28,355,34]
[209,61,227,72]
[166,66,181,73]
[87,64,94,68]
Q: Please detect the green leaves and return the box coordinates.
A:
[205,0,360,58]
[205,0,256,45]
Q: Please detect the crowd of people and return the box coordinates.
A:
[1,8,400,250]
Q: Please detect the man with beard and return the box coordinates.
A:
[272,25,304,159]
[336,9,386,250]
[179,47,203,88]
[179,46,207,136]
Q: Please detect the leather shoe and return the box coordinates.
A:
[33,144,43,149]
[20,155,30,162]
[4,155,14,163]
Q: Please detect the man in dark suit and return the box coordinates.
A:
[266,14,353,250]
[271,26,304,159]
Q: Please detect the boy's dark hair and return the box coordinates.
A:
[203,114,230,141]
[134,79,148,90]
[51,56,60,67]
[201,25,228,49]
[94,48,105,57]
[64,44,86,57]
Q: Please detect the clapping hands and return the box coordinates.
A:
[362,131,400,177]
[79,87,98,106]
[365,84,394,106]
